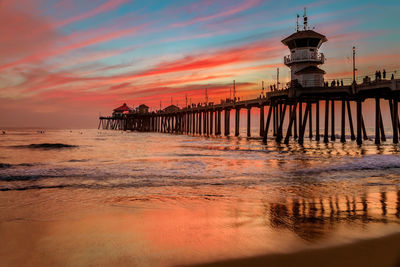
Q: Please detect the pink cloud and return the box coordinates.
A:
[171,0,261,27]
[54,0,130,28]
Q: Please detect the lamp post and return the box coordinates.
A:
[352,46,356,84]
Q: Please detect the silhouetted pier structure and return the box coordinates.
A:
[99,13,400,146]
[98,79,400,145]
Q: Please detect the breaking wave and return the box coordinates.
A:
[0,163,35,169]
[13,143,78,149]
[300,155,400,174]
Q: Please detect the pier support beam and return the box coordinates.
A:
[324,99,329,143]
[362,117,368,140]
[199,112,202,135]
[284,101,298,144]
[341,100,346,143]
[375,97,381,144]
[210,111,213,135]
[316,101,320,141]
[235,109,240,136]
[263,103,273,143]
[218,109,222,135]
[259,106,264,137]
[379,109,386,141]
[309,102,313,139]
[224,109,230,136]
[346,101,356,140]
[273,105,278,136]
[357,100,362,145]
[394,99,399,144]
[331,100,335,141]
[294,103,298,139]
[299,102,310,145]
[247,108,251,137]
[276,103,287,142]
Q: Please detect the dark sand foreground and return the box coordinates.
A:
[189,232,400,267]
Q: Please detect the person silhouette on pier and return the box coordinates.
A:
[341,80,344,86]
[391,73,395,80]
[375,71,378,81]
[378,70,382,81]
[383,69,386,79]
[331,80,336,87]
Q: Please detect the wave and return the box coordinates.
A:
[0,163,35,169]
[68,159,89,162]
[299,155,400,174]
[0,185,68,191]
[13,143,78,149]
[0,163,12,169]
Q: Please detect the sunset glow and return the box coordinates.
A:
[0,0,399,128]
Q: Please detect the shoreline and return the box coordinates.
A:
[188,231,400,267]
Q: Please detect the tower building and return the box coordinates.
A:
[282,9,327,87]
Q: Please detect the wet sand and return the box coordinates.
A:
[190,232,400,267]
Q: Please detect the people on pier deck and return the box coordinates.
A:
[383,69,386,79]
[331,80,336,87]
[392,73,395,80]
[341,80,344,86]
[375,70,383,81]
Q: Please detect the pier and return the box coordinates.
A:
[99,79,400,145]
[99,13,400,146]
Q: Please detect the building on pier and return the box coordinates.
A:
[164,104,180,113]
[282,11,327,88]
[113,103,133,115]
[136,104,149,113]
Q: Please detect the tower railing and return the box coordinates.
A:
[284,52,325,65]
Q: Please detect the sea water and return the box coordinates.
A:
[0,129,399,266]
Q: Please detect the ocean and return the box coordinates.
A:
[0,128,399,266]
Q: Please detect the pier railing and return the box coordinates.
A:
[284,52,324,65]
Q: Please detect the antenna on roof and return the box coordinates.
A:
[303,7,308,31]
[296,14,300,32]
[233,80,236,101]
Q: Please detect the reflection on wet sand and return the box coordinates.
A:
[266,190,400,242]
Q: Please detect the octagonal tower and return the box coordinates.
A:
[282,10,327,87]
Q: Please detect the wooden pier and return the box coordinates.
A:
[99,79,400,145]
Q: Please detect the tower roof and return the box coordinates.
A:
[282,30,327,48]
[113,103,133,112]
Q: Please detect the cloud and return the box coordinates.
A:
[54,0,130,28]
[171,0,261,27]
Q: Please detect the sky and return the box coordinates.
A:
[0,0,399,128]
